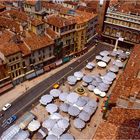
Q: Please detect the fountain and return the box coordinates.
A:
[75,86,85,95]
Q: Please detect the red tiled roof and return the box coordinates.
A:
[0,16,20,33]
[25,0,36,6]
[0,9,28,22]
[109,44,140,104]
[115,1,140,14]
[46,27,59,40]
[24,32,54,51]
[18,43,31,56]
[94,108,140,140]
[64,1,78,6]
[42,1,63,11]
[31,19,44,26]
[0,4,6,10]
[46,15,76,28]
[0,30,14,44]
[0,43,21,56]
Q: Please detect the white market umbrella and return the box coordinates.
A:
[106,72,116,79]
[50,89,61,98]
[46,104,58,114]
[59,103,70,113]
[60,133,74,140]
[57,119,69,130]
[68,106,80,117]
[113,60,124,68]
[97,61,107,68]
[28,120,40,132]
[49,113,62,120]
[103,75,114,82]
[74,71,84,80]
[42,119,57,130]
[79,111,91,122]
[39,95,53,105]
[94,88,101,95]
[99,92,106,97]
[73,118,85,129]
[101,56,111,63]
[109,65,119,73]
[96,55,102,61]
[51,124,64,137]
[110,51,117,57]
[82,76,93,83]
[83,105,96,115]
[11,130,29,140]
[86,99,97,108]
[75,97,87,107]
[59,92,68,102]
[102,79,112,85]
[66,92,79,104]
[82,82,88,87]
[86,64,93,70]
[87,85,95,92]
[46,135,58,140]
[100,50,110,56]
[67,76,77,83]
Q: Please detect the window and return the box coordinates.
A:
[9,59,11,62]
[49,52,52,57]
[23,62,25,67]
[17,63,20,68]
[16,56,19,60]
[13,58,15,61]
[49,46,51,51]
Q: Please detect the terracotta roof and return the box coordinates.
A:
[0,30,14,44]
[46,27,59,40]
[108,108,140,128]
[24,32,54,51]
[31,19,44,26]
[109,44,140,104]
[94,108,140,140]
[0,4,6,10]
[0,9,28,22]
[115,1,140,14]
[18,43,31,56]
[42,1,63,11]
[76,10,97,22]
[0,43,21,56]
[47,15,76,28]
[25,0,36,6]
[0,16,20,33]
[64,1,78,6]
[77,5,96,14]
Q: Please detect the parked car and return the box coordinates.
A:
[53,83,60,89]
[6,115,17,125]
[2,103,11,111]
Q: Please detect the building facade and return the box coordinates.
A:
[102,10,140,46]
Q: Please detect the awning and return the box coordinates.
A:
[44,65,50,72]
[63,56,70,63]
[0,83,13,94]
[55,59,63,66]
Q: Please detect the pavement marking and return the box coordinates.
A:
[12,48,98,117]
[2,46,103,129]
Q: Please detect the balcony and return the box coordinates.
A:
[60,29,75,36]
[104,21,140,31]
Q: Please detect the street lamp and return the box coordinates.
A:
[114,32,124,51]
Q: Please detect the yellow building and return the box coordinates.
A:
[46,15,76,57]
[29,19,45,35]
[74,16,87,54]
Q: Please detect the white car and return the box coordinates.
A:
[2,103,11,111]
